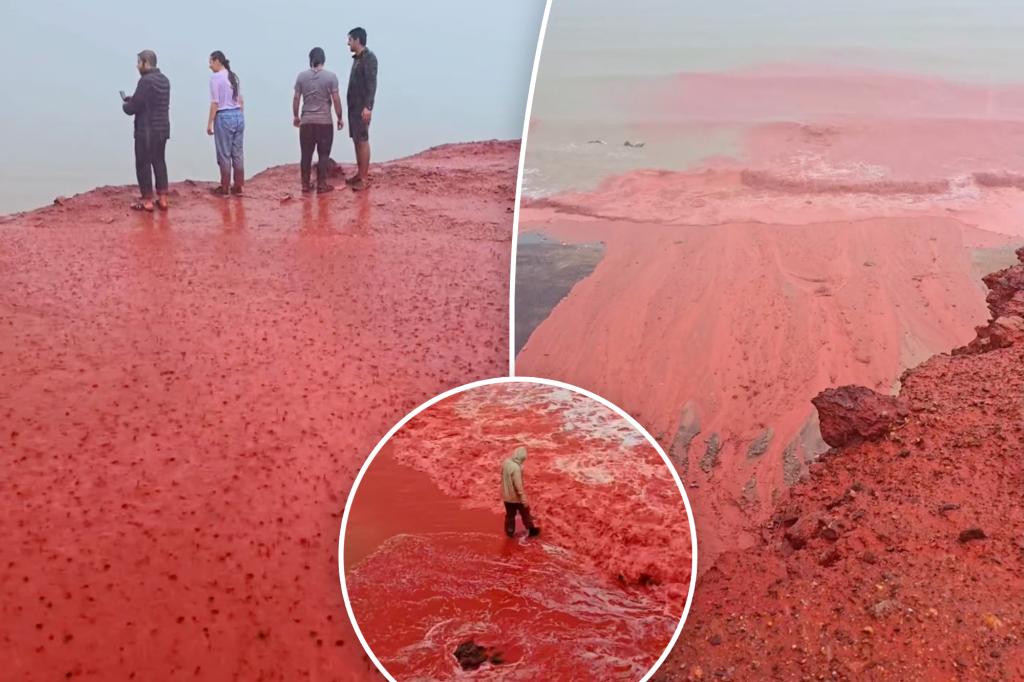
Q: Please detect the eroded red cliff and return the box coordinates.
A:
[661,248,1024,680]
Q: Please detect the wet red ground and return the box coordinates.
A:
[659,254,1024,680]
[343,383,693,680]
[517,67,1024,567]
[0,141,516,680]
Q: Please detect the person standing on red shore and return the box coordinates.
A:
[121,50,171,212]
[502,446,541,538]
[206,50,245,197]
[345,27,377,192]
[293,47,344,193]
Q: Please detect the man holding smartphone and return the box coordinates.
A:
[122,50,171,211]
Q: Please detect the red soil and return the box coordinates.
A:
[0,141,516,680]
[517,67,1024,567]
[343,382,693,680]
[658,250,1024,680]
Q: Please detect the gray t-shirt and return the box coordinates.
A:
[294,68,339,125]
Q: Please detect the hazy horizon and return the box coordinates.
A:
[0,1,545,214]
[526,0,1024,196]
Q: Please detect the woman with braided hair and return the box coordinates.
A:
[206,50,245,196]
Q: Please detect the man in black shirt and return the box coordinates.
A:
[346,27,378,191]
[122,50,171,211]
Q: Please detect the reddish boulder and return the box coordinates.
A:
[812,386,909,448]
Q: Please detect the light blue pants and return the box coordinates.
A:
[214,108,245,171]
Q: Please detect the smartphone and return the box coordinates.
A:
[119,90,128,101]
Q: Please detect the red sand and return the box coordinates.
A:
[659,253,1024,680]
[0,141,516,680]
[343,383,693,680]
[517,67,1024,566]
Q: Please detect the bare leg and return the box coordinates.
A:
[357,141,370,181]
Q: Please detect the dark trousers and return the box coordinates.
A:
[134,135,169,199]
[504,502,536,537]
[299,123,334,187]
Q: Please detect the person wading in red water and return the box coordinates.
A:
[502,446,541,538]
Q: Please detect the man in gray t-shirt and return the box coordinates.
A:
[292,47,343,192]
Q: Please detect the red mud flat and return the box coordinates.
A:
[343,382,693,680]
[658,250,1024,680]
[516,67,1024,566]
[0,141,516,680]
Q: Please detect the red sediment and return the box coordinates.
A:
[0,141,517,679]
[343,382,692,679]
[659,241,1024,680]
[517,67,1024,569]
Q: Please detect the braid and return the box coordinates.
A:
[211,50,239,101]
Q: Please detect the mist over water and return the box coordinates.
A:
[0,1,544,214]
[526,0,1024,196]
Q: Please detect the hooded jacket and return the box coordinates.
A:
[501,446,528,504]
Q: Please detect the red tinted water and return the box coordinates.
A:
[342,383,692,680]
[0,141,516,679]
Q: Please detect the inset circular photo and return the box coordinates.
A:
[339,378,697,681]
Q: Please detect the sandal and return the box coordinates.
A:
[156,196,169,211]
[130,200,154,212]
[230,186,243,196]
[209,186,230,197]
[344,175,359,186]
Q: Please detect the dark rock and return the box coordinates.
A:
[869,599,901,619]
[818,547,841,567]
[746,427,774,459]
[782,441,803,487]
[820,526,840,542]
[669,402,701,475]
[454,640,490,670]
[958,528,987,544]
[699,433,722,473]
[812,386,910,448]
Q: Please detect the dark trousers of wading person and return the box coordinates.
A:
[299,123,334,190]
[504,502,537,537]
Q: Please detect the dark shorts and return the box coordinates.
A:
[348,109,370,142]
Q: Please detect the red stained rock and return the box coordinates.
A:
[812,386,910,448]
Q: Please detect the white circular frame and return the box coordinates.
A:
[337,375,699,682]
